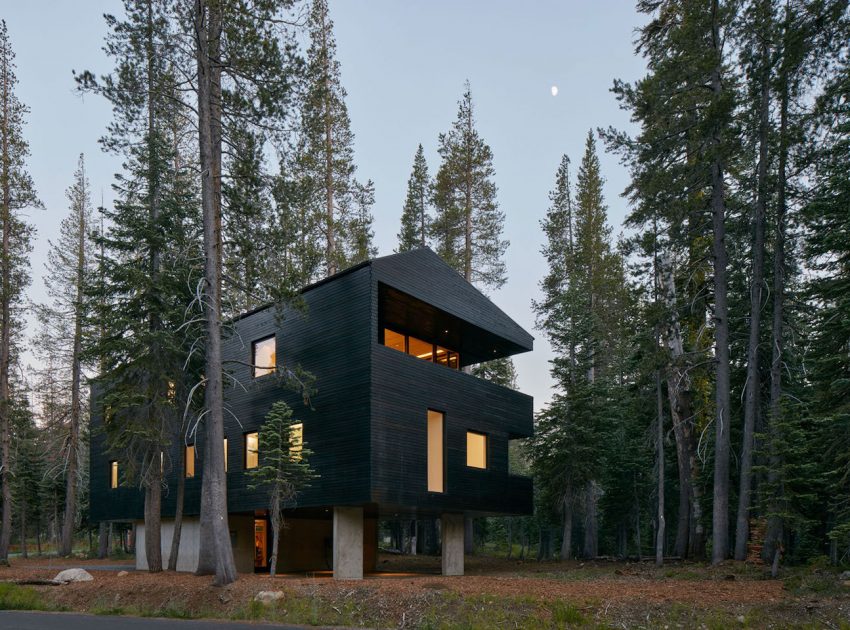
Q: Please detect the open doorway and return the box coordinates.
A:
[254,518,268,571]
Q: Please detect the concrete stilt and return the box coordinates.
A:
[441,513,464,576]
[333,506,364,580]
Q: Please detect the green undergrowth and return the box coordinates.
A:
[0,583,64,611]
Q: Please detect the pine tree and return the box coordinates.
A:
[35,154,95,557]
[398,144,430,251]
[79,0,201,573]
[532,135,631,559]
[432,81,507,290]
[297,0,374,278]
[0,20,39,564]
[247,401,317,576]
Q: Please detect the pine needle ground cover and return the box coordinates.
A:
[0,555,848,628]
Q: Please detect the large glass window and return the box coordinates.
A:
[253,336,276,378]
[245,432,259,468]
[109,461,119,489]
[185,445,195,478]
[427,410,444,493]
[382,328,459,369]
[466,431,488,469]
[383,328,406,353]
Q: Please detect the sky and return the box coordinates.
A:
[4,0,647,412]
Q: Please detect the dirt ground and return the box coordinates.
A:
[1,553,848,628]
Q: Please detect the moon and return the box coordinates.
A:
[550,85,559,97]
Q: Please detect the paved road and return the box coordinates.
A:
[0,611,335,629]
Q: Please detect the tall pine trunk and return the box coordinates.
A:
[194,0,237,585]
[168,433,186,571]
[0,76,11,563]
[60,163,87,557]
[709,0,732,562]
[655,367,665,566]
[763,59,789,564]
[560,481,573,560]
[735,0,772,560]
[659,253,695,558]
[144,455,162,572]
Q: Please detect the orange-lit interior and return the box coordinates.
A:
[466,431,487,469]
[290,423,303,460]
[224,438,228,472]
[253,336,276,377]
[246,432,259,468]
[382,328,459,369]
[427,410,444,493]
[185,445,195,478]
[254,519,268,568]
[110,461,118,489]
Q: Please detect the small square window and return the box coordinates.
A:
[185,445,195,478]
[466,432,487,469]
[245,432,259,469]
[253,336,276,378]
[109,461,119,489]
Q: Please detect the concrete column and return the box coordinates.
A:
[441,513,464,576]
[333,506,364,580]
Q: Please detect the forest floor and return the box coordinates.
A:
[0,553,849,628]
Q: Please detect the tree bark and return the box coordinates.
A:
[582,481,599,558]
[655,368,665,566]
[194,0,237,585]
[560,482,573,560]
[168,435,186,571]
[144,455,163,572]
[60,160,87,557]
[709,0,732,563]
[763,53,789,563]
[0,50,12,564]
[735,0,771,561]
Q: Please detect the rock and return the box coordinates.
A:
[117,571,129,577]
[53,568,94,583]
[254,590,284,604]
[736,615,746,624]
[841,580,850,588]
[838,570,850,580]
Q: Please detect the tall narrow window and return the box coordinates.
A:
[466,431,488,469]
[223,438,228,472]
[245,432,259,468]
[253,336,276,378]
[427,410,444,493]
[185,445,195,478]
[109,461,119,489]
[290,423,303,461]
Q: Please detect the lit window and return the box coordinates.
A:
[427,410,444,492]
[408,336,433,362]
[109,461,119,489]
[383,328,406,353]
[185,445,195,478]
[467,432,487,469]
[167,381,176,401]
[435,346,459,368]
[245,432,259,468]
[290,423,303,460]
[224,438,228,472]
[253,336,276,378]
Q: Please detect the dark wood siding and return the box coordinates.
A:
[369,344,533,516]
[90,266,373,521]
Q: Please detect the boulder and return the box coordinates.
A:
[117,571,129,577]
[838,570,850,581]
[53,568,94,583]
[254,590,285,604]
